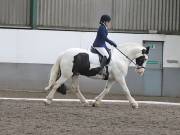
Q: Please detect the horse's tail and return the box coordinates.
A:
[45,54,63,91]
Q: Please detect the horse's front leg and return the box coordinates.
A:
[71,76,89,106]
[116,77,138,109]
[92,80,114,107]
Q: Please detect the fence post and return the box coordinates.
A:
[30,0,37,29]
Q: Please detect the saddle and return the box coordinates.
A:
[90,46,111,65]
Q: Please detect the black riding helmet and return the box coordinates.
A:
[99,15,111,24]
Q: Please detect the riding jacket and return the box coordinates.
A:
[93,24,116,48]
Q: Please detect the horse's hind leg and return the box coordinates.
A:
[71,75,89,106]
[45,75,67,104]
[44,71,60,91]
[45,60,60,91]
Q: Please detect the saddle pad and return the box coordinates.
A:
[88,52,101,69]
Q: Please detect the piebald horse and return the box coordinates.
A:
[45,43,149,108]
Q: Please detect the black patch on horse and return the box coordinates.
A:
[72,53,91,75]
[72,53,108,79]
[57,84,67,95]
[136,56,146,66]
[142,46,150,54]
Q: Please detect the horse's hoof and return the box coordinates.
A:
[131,103,139,109]
[92,103,96,107]
[92,101,100,107]
[45,98,52,105]
[44,100,51,105]
[82,102,89,107]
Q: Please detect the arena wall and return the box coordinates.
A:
[0,29,180,96]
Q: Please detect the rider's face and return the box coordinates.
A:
[105,21,112,29]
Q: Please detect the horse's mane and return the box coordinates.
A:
[115,43,144,55]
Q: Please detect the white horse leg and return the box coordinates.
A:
[44,77,57,91]
[116,77,138,109]
[45,60,60,91]
[93,80,114,107]
[71,76,89,106]
[45,76,67,104]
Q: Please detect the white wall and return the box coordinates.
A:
[0,29,180,67]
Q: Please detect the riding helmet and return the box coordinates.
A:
[99,15,111,24]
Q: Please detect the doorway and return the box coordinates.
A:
[143,41,164,96]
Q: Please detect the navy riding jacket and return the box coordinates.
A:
[93,24,116,48]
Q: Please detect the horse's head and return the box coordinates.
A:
[135,46,150,76]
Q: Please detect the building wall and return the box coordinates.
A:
[113,0,180,33]
[0,0,179,34]
[0,29,180,96]
[37,0,112,29]
[0,0,30,26]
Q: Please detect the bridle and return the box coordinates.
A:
[115,47,146,69]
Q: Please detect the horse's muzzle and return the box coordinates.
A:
[135,67,145,76]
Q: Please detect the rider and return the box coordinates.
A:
[93,15,117,69]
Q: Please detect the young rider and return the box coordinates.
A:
[93,15,117,69]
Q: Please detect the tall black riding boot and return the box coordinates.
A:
[85,56,108,77]
[100,56,108,69]
[100,56,109,80]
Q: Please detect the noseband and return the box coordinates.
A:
[136,66,145,69]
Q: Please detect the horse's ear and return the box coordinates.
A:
[142,49,146,54]
[142,46,150,54]
[145,46,150,54]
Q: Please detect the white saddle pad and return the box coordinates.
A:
[88,52,101,69]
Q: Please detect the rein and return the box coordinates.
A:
[115,47,145,69]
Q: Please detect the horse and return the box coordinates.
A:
[44,43,149,108]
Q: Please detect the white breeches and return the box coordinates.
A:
[94,47,109,59]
